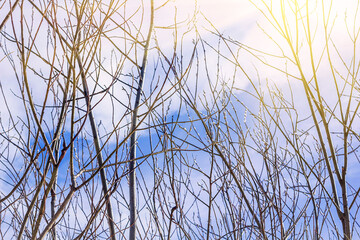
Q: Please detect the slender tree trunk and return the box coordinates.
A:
[341,179,351,240]
[50,142,59,240]
[77,55,117,240]
[129,1,154,239]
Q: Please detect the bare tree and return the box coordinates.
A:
[0,0,173,238]
[1,0,360,239]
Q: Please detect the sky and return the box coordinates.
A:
[1,0,360,239]
[1,0,357,133]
